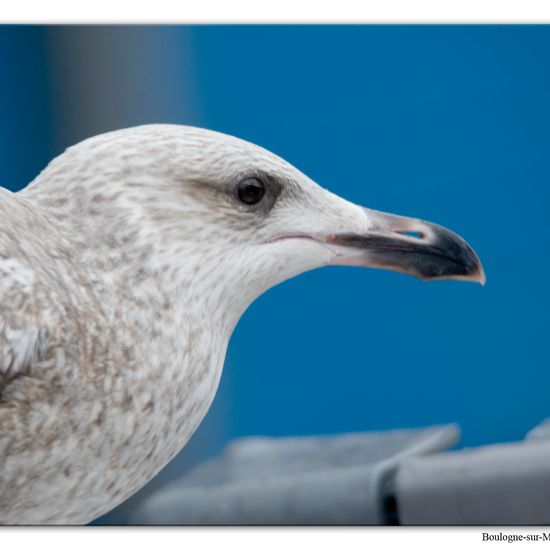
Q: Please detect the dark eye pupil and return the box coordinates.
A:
[236,178,265,205]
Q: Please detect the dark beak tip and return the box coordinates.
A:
[463,244,486,286]
[474,264,487,286]
[423,222,486,286]
[424,256,486,285]
[466,269,487,286]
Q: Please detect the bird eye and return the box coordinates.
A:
[235,178,266,205]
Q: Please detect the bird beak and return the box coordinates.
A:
[324,207,485,284]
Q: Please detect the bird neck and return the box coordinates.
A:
[20,180,254,412]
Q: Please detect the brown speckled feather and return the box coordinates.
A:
[0,125,342,524]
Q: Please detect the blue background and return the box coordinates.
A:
[0,25,548,523]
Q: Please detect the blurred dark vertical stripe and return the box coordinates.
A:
[36,25,230,524]
[43,25,202,150]
[0,26,57,191]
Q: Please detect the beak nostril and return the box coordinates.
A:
[398,230,424,239]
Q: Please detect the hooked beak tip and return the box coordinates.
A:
[474,264,487,286]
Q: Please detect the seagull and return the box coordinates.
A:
[0,125,484,524]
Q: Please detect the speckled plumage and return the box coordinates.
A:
[0,125,483,524]
[0,125,366,524]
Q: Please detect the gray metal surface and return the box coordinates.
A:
[396,419,550,525]
[127,419,550,525]
[526,419,550,442]
[128,425,459,525]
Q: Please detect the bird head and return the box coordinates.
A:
[29,125,484,321]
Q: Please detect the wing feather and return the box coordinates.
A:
[0,257,49,393]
